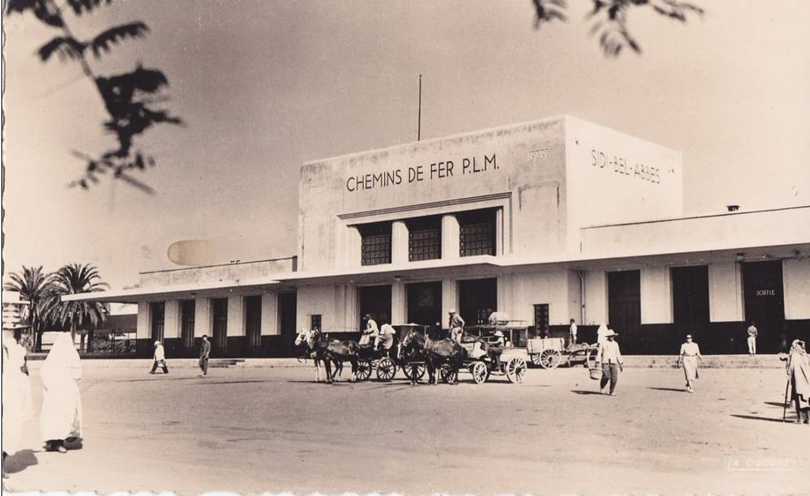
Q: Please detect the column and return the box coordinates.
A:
[227,295,245,336]
[584,271,608,325]
[391,280,406,324]
[441,279,458,327]
[346,226,362,268]
[194,297,211,337]
[497,273,513,317]
[442,214,460,259]
[709,263,744,322]
[392,220,409,264]
[164,300,181,339]
[261,292,279,335]
[640,267,673,324]
[136,302,151,340]
[784,258,810,319]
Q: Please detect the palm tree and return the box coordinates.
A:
[44,263,109,352]
[4,266,55,352]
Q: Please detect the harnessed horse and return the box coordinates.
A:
[400,329,465,384]
[295,328,359,382]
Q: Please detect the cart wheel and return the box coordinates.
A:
[355,359,372,381]
[530,353,543,367]
[540,349,562,369]
[376,357,397,382]
[440,365,458,385]
[403,363,426,381]
[470,361,488,384]
[505,357,527,383]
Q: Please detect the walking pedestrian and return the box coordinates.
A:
[2,330,33,463]
[40,333,82,453]
[746,322,758,356]
[569,318,578,346]
[596,329,623,395]
[199,335,211,377]
[787,339,810,424]
[677,334,703,392]
[150,340,169,374]
[448,309,465,344]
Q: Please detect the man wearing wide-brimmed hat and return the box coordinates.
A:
[787,339,810,424]
[150,340,169,374]
[596,329,623,395]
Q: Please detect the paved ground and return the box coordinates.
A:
[3,363,809,495]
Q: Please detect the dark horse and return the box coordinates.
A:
[401,330,465,384]
[295,328,358,383]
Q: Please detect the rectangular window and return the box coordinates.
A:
[408,216,441,261]
[359,222,392,266]
[310,314,322,331]
[459,209,496,257]
[180,300,195,349]
[533,303,549,338]
[150,302,165,342]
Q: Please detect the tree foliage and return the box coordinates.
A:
[6,0,182,192]
[533,0,704,56]
[42,263,110,347]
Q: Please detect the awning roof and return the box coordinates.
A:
[62,242,810,304]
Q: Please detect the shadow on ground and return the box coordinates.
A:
[648,387,687,393]
[730,414,794,423]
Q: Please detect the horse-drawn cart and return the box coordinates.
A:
[462,322,530,384]
[527,337,597,369]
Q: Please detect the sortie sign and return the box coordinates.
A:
[345,153,498,192]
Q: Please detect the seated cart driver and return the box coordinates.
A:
[375,323,396,352]
[488,329,505,364]
[359,314,378,347]
[449,310,465,344]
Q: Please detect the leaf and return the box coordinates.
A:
[32,0,63,27]
[5,0,37,15]
[532,0,568,28]
[66,0,114,16]
[37,36,86,62]
[90,22,150,58]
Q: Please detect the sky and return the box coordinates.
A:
[3,0,810,293]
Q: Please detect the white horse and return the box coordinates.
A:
[295,328,333,383]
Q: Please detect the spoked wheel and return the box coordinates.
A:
[505,357,528,383]
[470,361,489,384]
[530,353,543,367]
[540,349,562,369]
[355,359,373,381]
[376,357,397,382]
[402,362,426,381]
[440,364,458,385]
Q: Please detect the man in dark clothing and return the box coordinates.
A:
[199,335,211,377]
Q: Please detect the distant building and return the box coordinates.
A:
[66,116,810,356]
[2,291,30,334]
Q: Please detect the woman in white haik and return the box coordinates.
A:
[2,330,33,461]
[40,333,83,453]
[677,334,703,393]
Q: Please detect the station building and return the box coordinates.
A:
[67,116,810,357]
